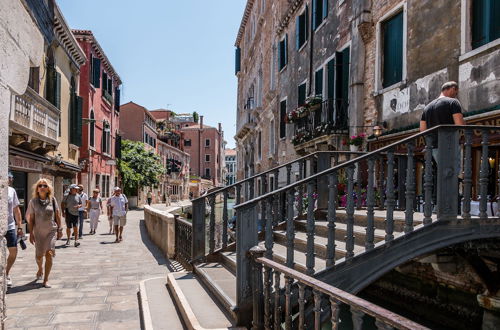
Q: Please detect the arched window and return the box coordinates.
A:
[89,110,95,147]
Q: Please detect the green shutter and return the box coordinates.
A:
[298,83,307,106]
[382,11,403,88]
[114,87,121,111]
[280,100,286,138]
[315,69,323,96]
[115,134,122,159]
[108,78,112,96]
[55,71,61,109]
[92,57,101,88]
[45,66,54,104]
[235,47,241,74]
[472,0,487,48]
[327,59,335,122]
[75,96,83,146]
[490,0,500,43]
[296,15,301,50]
[322,0,328,19]
[284,34,288,66]
[342,47,350,102]
[102,72,108,93]
[89,56,93,84]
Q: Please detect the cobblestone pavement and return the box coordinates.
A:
[5,209,176,330]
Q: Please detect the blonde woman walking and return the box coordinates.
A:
[26,178,62,288]
[87,189,103,235]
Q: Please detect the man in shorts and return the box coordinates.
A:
[107,187,128,243]
[61,184,82,247]
[6,172,23,287]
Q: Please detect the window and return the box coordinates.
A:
[102,123,111,154]
[335,47,350,128]
[312,0,328,30]
[280,99,287,139]
[315,68,323,96]
[327,58,335,122]
[185,139,192,147]
[28,67,40,92]
[258,131,262,160]
[89,110,95,147]
[205,168,211,178]
[95,174,100,191]
[205,154,210,162]
[205,139,210,147]
[296,6,309,50]
[235,47,241,74]
[278,35,288,71]
[69,78,83,146]
[298,82,307,106]
[269,119,275,155]
[472,0,500,49]
[102,72,113,102]
[270,46,277,90]
[90,56,101,88]
[382,11,403,88]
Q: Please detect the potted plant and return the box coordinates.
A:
[344,133,366,151]
[305,95,323,111]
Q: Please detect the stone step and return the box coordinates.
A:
[273,230,365,261]
[293,220,389,246]
[139,277,185,330]
[314,209,426,232]
[167,271,244,330]
[194,262,238,322]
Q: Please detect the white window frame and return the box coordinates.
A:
[374,1,408,93]
[459,0,500,61]
[205,154,211,162]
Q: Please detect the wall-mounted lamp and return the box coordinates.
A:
[488,157,495,169]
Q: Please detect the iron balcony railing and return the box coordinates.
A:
[10,87,60,143]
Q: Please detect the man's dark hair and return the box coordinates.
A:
[441,81,458,91]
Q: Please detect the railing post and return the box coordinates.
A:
[236,183,242,204]
[404,141,415,233]
[317,152,330,210]
[479,130,489,219]
[326,172,338,267]
[192,198,206,261]
[366,158,375,250]
[249,246,265,330]
[462,129,473,220]
[209,195,216,254]
[437,127,459,221]
[222,190,229,249]
[423,135,434,225]
[236,203,259,327]
[385,151,395,241]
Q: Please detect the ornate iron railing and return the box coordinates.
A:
[249,247,429,330]
[233,125,500,324]
[191,151,366,261]
[174,215,193,270]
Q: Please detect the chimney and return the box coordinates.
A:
[218,123,222,133]
[200,116,204,129]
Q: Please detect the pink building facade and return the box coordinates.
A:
[180,116,225,187]
[74,30,122,199]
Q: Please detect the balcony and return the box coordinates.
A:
[9,87,60,153]
[290,98,349,150]
[236,111,256,139]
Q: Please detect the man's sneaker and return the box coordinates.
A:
[65,239,70,246]
[6,276,12,287]
[74,241,80,247]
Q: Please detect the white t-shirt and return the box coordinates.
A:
[78,192,88,211]
[107,194,128,217]
[8,187,20,231]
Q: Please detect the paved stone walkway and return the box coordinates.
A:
[5,209,177,330]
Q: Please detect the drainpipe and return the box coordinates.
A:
[199,116,203,182]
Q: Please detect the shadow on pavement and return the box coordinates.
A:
[6,280,42,294]
[139,219,183,272]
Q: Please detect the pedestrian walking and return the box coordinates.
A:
[77,184,88,239]
[107,187,128,243]
[61,184,82,247]
[5,172,23,288]
[87,189,103,235]
[147,190,152,206]
[26,178,63,288]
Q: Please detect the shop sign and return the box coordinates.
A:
[9,156,43,172]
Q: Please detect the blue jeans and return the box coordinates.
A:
[78,210,84,238]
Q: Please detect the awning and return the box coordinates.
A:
[58,160,81,172]
[9,146,51,163]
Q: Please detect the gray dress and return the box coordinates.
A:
[27,198,58,257]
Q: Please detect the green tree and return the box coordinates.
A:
[193,111,199,123]
[117,140,165,196]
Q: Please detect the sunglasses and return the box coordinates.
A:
[38,184,48,188]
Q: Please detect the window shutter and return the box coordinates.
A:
[284,34,288,66]
[382,12,403,88]
[312,0,317,30]
[89,55,93,84]
[92,57,101,88]
[490,0,500,43]
[235,47,241,74]
[75,96,83,146]
[322,0,328,19]
[55,71,61,109]
[342,47,350,102]
[108,78,112,96]
[280,100,286,139]
[296,16,300,50]
[315,69,323,96]
[114,87,121,111]
[305,5,309,40]
[278,41,282,69]
[45,66,55,105]
[115,134,122,159]
[102,72,108,93]
[327,59,335,123]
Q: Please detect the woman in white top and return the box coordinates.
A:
[86,189,103,235]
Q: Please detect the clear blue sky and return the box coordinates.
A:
[59,0,246,148]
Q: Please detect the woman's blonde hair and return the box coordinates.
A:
[32,178,54,200]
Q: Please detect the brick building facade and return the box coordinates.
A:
[74,30,122,199]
